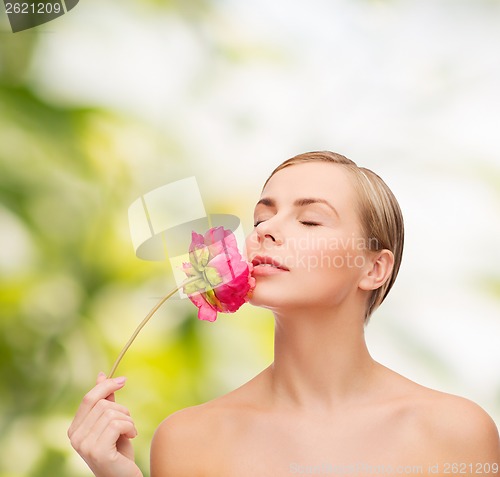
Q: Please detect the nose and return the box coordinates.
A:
[254,218,283,246]
[245,219,283,258]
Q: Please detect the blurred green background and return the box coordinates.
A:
[1,1,499,476]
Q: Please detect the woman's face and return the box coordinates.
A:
[245,162,373,313]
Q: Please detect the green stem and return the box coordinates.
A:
[107,277,197,378]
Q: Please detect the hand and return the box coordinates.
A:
[68,373,143,477]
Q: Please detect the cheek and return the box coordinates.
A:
[293,248,363,307]
[295,242,366,288]
[293,237,348,272]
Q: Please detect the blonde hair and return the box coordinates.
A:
[263,151,404,322]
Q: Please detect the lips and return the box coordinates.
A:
[251,255,289,271]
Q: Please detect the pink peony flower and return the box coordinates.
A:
[108,225,254,377]
[181,226,255,322]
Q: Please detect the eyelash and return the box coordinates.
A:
[300,221,320,227]
[253,220,320,227]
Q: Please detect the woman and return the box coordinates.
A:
[68,151,500,477]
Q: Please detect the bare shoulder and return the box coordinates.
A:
[150,400,226,477]
[373,365,499,466]
[394,376,500,464]
[421,389,499,461]
[150,381,259,477]
[150,402,214,477]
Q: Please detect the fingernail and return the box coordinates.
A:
[113,376,127,385]
[97,371,106,378]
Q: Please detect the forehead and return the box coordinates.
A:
[261,162,356,206]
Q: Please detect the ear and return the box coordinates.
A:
[358,249,394,292]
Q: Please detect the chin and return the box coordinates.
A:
[248,288,283,310]
[248,287,302,311]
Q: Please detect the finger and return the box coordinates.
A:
[68,377,127,435]
[69,400,133,452]
[97,418,138,444]
[74,418,136,465]
[71,398,132,442]
[90,409,137,445]
[91,419,138,460]
[77,420,138,470]
[96,372,116,403]
[96,372,106,385]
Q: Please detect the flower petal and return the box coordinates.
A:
[187,292,218,321]
[182,226,255,320]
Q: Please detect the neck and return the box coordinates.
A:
[268,303,377,412]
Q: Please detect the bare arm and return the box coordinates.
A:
[68,373,143,477]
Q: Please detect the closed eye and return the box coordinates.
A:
[300,221,321,227]
[255,220,321,227]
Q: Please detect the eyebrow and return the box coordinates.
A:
[255,197,340,218]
